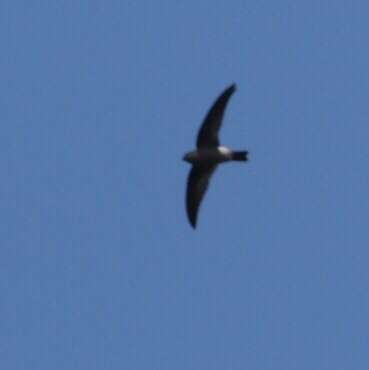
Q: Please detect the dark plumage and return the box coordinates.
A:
[186,165,216,228]
[196,84,236,148]
[183,84,249,228]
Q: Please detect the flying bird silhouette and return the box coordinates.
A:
[183,84,249,228]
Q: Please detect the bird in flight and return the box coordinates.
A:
[183,83,249,229]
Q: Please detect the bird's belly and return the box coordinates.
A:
[187,148,231,164]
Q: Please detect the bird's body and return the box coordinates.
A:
[183,146,233,165]
[183,84,249,228]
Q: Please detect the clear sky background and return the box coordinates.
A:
[1,1,368,369]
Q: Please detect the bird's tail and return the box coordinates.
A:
[232,151,248,162]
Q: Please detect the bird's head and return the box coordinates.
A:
[183,150,196,164]
[183,153,191,163]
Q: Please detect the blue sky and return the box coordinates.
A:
[1,1,368,369]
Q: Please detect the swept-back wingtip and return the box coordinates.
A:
[223,83,236,97]
[229,83,237,92]
[189,216,197,229]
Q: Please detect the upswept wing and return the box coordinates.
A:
[196,84,236,148]
[186,165,217,228]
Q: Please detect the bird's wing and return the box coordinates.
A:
[186,165,217,228]
[196,84,236,148]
